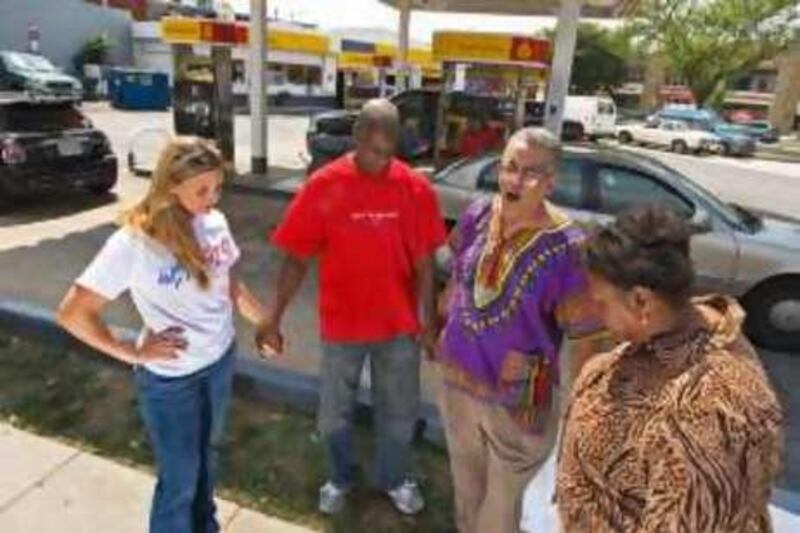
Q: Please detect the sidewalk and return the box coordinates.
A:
[0,423,316,533]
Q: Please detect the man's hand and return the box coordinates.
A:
[255,316,284,358]
[419,324,439,361]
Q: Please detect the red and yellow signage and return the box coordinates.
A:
[339,44,441,75]
[433,31,550,67]
[160,17,330,55]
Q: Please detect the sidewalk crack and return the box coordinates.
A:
[0,450,82,513]
[222,505,243,531]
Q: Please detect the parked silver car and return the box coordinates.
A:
[433,146,800,352]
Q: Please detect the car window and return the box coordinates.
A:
[394,92,423,119]
[596,165,694,217]
[443,161,482,189]
[598,101,615,115]
[478,156,584,208]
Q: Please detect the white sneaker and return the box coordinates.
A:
[386,479,425,515]
[318,481,350,515]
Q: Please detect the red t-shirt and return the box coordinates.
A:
[271,154,448,343]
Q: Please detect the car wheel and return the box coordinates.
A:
[721,142,732,157]
[671,140,688,154]
[618,131,633,144]
[743,278,800,352]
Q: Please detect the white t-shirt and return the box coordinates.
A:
[77,210,241,377]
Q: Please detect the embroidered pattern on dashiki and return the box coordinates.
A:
[440,196,602,432]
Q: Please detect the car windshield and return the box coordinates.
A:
[3,52,57,73]
[1,103,88,132]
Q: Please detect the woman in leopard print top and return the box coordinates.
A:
[556,205,784,532]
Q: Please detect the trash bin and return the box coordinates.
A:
[108,68,170,111]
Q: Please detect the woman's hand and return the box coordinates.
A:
[136,326,187,362]
[255,316,284,358]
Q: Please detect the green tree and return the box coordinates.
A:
[539,24,639,97]
[628,0,797,107]
[571,24,634,97]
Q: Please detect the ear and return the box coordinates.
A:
[630,286,655,320]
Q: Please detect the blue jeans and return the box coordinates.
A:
[318,335,420,490]
[135,346,235,533]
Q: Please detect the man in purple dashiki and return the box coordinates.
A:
[437,128,605,533]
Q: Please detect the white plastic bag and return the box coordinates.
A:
[520,448,560,532]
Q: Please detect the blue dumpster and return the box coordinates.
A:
[108,68,170,111]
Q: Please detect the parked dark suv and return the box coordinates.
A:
[305,89,549,174]
[0,93,117,198]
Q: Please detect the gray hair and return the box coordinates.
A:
[505,127,562,161]
[354,98,401,141]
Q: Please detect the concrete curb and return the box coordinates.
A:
[754,148,800,164]
[3,299,800,511]
[0,298,445,447]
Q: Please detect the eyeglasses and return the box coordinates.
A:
[500,161,555,182]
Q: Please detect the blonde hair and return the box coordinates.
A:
[122,137,223,289]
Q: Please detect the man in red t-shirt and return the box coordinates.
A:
[257,99,447,516]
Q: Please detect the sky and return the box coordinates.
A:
[224,0,621,43]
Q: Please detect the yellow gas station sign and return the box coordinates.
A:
[433,31,550,67]
[160,17,330,56]
[338,52,376,70]
[161,18,203,44]
[269,30,329,55]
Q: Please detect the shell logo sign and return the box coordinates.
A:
[160,17,330,55]
[433,31,551,68]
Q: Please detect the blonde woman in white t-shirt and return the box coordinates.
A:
[57,137,273,533]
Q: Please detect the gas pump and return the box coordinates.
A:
[162,17,241,168]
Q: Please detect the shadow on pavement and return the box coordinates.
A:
[0,192,118,227]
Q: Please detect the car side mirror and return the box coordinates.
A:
[689,209,713,234]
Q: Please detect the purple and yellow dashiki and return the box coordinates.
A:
[440,196,602,432]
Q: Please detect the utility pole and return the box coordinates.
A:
[249,0,268,174]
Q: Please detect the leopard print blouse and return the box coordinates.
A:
[556,295,784,532]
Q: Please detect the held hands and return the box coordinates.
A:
[255,315,284,359]
[136,326,187,362]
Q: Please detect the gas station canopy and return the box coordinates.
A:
[378,0,638,18]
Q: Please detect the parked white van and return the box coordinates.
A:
[562,96,617,140]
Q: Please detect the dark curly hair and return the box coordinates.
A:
[586,204,695,307]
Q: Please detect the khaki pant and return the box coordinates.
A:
[439,384,559,533]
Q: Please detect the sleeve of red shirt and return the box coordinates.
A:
[270,179,326,259]
[410,173,448,260]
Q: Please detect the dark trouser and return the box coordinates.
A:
[318,335,420,490]
[135,346,235,533]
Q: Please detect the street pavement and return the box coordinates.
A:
[0,104,798,494]
[0,423,315,533]
[611,143,800,219]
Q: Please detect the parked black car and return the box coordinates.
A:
[0,93,117,198]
